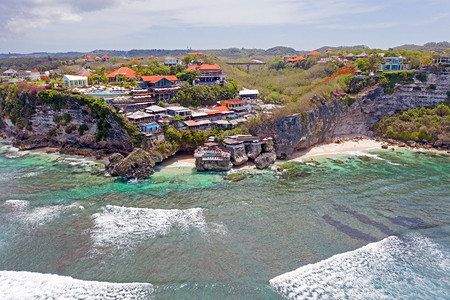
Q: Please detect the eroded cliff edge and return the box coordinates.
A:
[251,66,450,158]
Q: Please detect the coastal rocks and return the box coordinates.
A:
[195,157,233,172]
[226,144,248,166]
[106,148,155,179]
[245,143,262,159]
[224,172,246,182]
[255,152,277,169]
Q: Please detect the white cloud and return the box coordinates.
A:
[1,0,385,39]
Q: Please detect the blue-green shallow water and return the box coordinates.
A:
[0,142,449,299]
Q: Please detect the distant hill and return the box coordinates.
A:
[315,45,370,52]
[393,41,450,51]
[1,42,449,59]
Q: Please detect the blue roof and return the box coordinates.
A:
[227,114,238,118]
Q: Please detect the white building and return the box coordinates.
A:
[63,75,88,88]
[166,106,192,118]
[3,69,17,77]
[238,89,259,101]
[164,56,182,67]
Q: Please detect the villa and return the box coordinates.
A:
[379,57,409,71]
[140,75,180,101]
[185,64,227,86]
[106,67,137,82]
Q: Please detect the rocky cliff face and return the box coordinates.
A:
[0,90,136,157]
[254,67,450,158]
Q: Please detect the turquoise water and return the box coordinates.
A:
[0,142,449,299]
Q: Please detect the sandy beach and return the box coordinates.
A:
[290,138,383,160]
[161,138,384,169]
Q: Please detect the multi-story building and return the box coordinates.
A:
[379,57,409,71]
[140,75,180,101]
[185,64,227,86]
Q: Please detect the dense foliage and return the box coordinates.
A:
[380,71,415,94]
[172,81,238,107]
[372,102,450,143]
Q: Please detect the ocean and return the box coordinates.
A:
[0,141,448,299]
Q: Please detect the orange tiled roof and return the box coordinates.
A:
[326,48,332,51]
[205,106,230,115]
[198,64,220,70]
[187,52,203,56]
[102,55,110,58]
[141,75,178,83]
[185,65,199,71]
[306,50,321,56]
[286,56,306,62]
[221,99,245,105]
[106,67,137,78]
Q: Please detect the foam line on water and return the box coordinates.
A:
[348,150,402,165]
[0,270,154,299]
[269,235,450,299]
[2,200,81,227]
[91,205,208,251]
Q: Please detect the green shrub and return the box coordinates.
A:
[78,124,89,135]
[416,73,427,82]
[340,95,356,106]
[62,113,71,123]
[300,112,309,123]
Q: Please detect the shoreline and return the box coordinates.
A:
[2,137,446,171]
[162,137,385,169]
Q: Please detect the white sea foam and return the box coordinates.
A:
[1,200,29,210]
[0,270,154,300]
[349,151,402,165]
[269,235,450,299]
[2,200,81,226]
[91,205,207,251]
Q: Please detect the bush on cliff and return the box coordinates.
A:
[372,102,450,143]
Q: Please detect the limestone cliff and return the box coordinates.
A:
[252,67,450,158]
[0,88,145,157]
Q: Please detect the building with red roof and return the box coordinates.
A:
[106,67,137,82]
[140,75,180,101]
[306,50,321,57]
[184,64,227,86]
[285,56,306,64]
[187,52,203,56]
[220,99,246,112]
[325,48,333,53]
[102,55,110,61]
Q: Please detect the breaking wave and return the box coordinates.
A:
[0,271,153,299]
[269,234,450,299]
[91,205,208,251]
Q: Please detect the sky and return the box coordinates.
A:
[0,0,449,53]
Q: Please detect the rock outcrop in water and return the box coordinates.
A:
[251,66,450,158]
[255,152,277,169]
[106,148,155,179]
